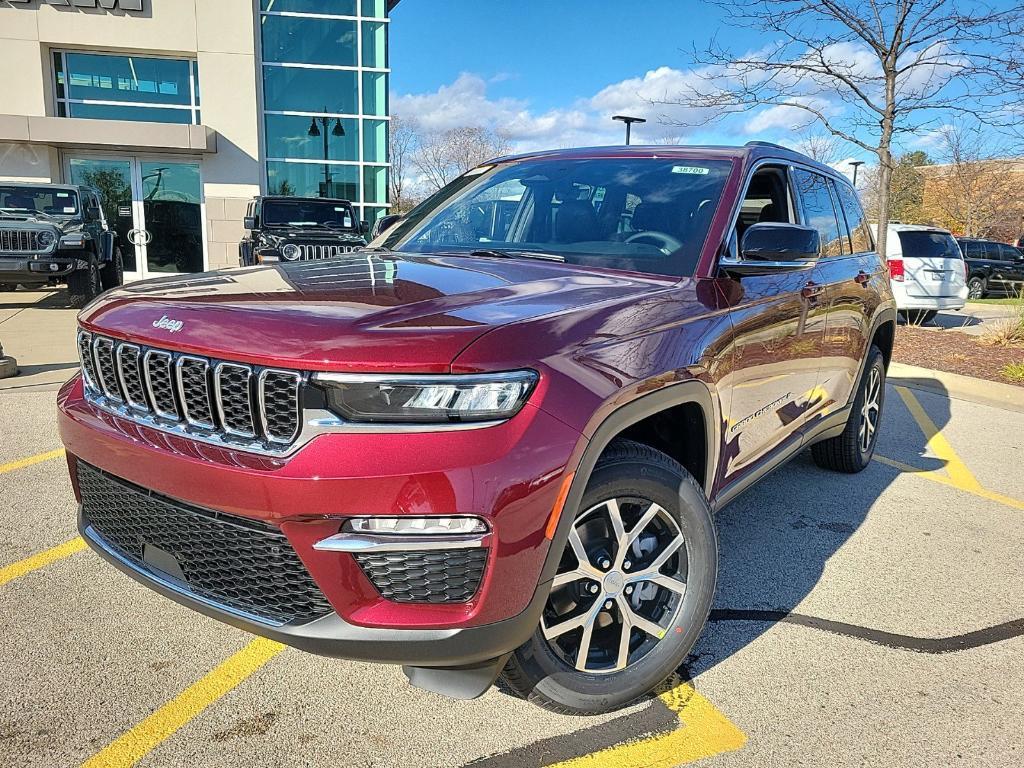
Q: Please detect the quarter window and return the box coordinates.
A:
[794,169,844,257]
[834,182,873,254]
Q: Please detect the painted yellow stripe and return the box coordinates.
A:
[893,387,981,491]
[0,537,86,587]
[0,447,65,474]
[82,637,284,768]
[874,455,1024,511]
[546,676,746,768]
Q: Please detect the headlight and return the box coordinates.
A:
[314,370,538,423]
[36,231,56,249]
[281,243,301,261]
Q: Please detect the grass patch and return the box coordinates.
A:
[1001,361,1024,383]
[968,297,1024,306]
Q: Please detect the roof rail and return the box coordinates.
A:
[744,140,791,151]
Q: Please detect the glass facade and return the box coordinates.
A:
[259,1,390,221]
[53,51,200,125]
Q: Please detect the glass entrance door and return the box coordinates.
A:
[66,155,205,281]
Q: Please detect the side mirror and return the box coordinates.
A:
[243,216,257,230]
[359,220,370,235]
[371,214,402,240]
[721,223,820,277]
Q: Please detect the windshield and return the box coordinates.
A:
[375,157,734,278]
[0,186,79,216]
[897,231,961,260]
[263,200,355,229]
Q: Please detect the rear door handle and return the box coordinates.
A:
[801,281,824,300]
[855,270,870,285]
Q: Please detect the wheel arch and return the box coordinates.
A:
[539,380,719,586]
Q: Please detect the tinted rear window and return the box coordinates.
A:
[896,231,961,259]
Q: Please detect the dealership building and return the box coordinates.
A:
[0,0,395,281]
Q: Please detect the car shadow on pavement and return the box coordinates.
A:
[0,287,71,311]
[687,378,952,677]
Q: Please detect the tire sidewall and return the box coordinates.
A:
[855,348,886,464]
[517,453,718,713]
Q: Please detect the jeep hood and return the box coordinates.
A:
[79,251,672,372]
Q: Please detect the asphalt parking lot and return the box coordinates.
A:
[2,288,1023,767]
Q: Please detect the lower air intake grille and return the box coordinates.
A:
[78,462,334,625]
[354,549,487,603]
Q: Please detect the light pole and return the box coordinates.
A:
[308,109,345,195]
[849,160,865,188]
[612,115,646,146]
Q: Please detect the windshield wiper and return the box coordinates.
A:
[469,249,565,263]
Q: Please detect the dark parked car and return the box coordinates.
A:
[61,142,895,714]
[238,196,368,266]
[957,237,1024,298]
[0,183,123,307]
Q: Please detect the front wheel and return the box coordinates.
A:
[67,259,101,309]
[812,345,886,473]
[500,440,718,714]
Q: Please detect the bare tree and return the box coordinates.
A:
[794,128,844,164]
[388,115,419,213]
[413,127,511,192]
[922,123,1024,239]
[661,0,1024,258]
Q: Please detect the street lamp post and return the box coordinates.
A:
[848,160,865,188]
[308,108,346,195]
[612,115,646,146]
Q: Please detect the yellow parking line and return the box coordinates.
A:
[0,447,65,474]
[0,537,86,587]
[893,387,981,492]
[546,676,746,768]
[82,637,284,768]
[874,455,1024,512]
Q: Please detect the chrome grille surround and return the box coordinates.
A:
[77,330,305,456]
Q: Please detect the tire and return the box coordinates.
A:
[100,248,124,291]
[967,276,986,299]
[812,345,886,473]
[499,439,718,715]
[67,259,101,309]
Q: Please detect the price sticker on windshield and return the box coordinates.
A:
[671,166,710,175]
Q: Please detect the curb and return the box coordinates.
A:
[888,361,1024,414]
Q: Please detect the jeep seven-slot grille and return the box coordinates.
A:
[297,243,359,261]
[78,462,334,625]
[0,229,43,252]
[78,330,302,452]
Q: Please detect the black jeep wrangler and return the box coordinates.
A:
[0,183,123,308]
[238,196,369,266]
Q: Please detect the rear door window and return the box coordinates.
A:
[793,169,844,257]
[896,231,960,260]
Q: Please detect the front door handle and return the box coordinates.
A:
[801,281,824,300]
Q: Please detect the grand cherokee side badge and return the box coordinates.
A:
[152,315,184,333]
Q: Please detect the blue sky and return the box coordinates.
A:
[389,0,1019,172]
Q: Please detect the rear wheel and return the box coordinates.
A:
[967,276,986,299]
[812,345,885,473]
[67,259,101,308]
[500,440,717,714]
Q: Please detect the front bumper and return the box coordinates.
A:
[0,255,78,281]
[58,375,581,658]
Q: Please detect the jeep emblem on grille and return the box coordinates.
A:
[152,315,184,333]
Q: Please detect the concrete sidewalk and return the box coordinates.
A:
[0,286,79,392]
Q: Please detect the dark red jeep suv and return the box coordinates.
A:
[58,142,895,714]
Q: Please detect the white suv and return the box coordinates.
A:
[879,223,967,323]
